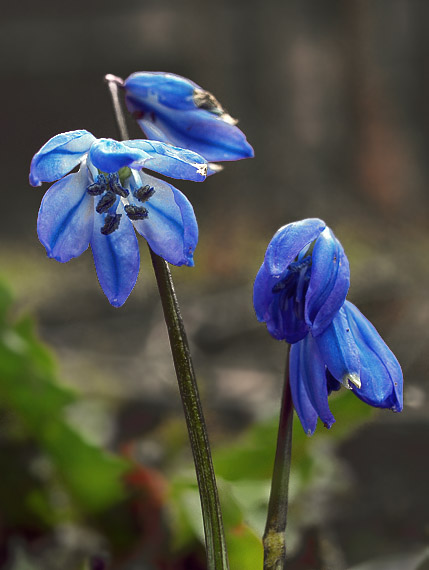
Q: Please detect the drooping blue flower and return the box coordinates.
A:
[253,219,403,434]
[290,301,403,435]
[123,72,254,163]
[30,130,208,307]
[253,218,350,343]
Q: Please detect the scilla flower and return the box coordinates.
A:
[30,130,207,307]
[254,219,403,434]
[123,72,254,163]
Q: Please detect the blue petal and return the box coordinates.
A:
[124,72,254,162]
[299,334,336,429]
[89,139,207,182]
[124,140,208,181]
[37,165,93,262]
[90,202,140,308]
[305,228,350,336]
[254,264,308,341]
[30,130,96,186]
[131,172,198,266]
[289,342,318,435]
[343,301,403,411]
[315,306,361,388]
[264,219,326,277]
[124,72,198,110]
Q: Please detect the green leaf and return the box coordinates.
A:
[0,281,129,514]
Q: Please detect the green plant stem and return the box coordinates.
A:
[105,74,229,570]
[263,344,293,570]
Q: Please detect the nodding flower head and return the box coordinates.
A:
[30,130,208,307]
[253,219,403,435]
[253,218,350,343]
[123,72,254,164]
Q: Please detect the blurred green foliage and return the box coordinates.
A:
[0,277,378,568]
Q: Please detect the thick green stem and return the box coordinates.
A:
[105,75,229,570]
[263,345,293,570]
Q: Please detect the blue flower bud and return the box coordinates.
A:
[124,72,254,163]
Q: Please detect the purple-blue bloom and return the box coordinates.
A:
[123,72,254,163]
[30,130,208,307]
[253,219,350,343]
[254,219,403,435]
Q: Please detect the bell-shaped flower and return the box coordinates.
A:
[253,218,350,343]
[30,130,208,307]
[123,72,254,163]
[253,218,403,435]
[290,301,403,435]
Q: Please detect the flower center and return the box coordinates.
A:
[272,256,312,321]
[86,173,155,235]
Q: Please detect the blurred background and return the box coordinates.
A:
[1,0,428,569]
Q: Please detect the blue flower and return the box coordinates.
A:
[290,301,403,435]
[123,72,254,163]
[253,219,403,434]
[30,130,208,307]
[253,219,350,343]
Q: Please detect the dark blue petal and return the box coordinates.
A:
[254,264,309,341]
[123,140,208,181]
[37,165,93,262]
[305,228,350,336]
[289,342,318,435]
[90,202,140,308]
[264,219,326,277]
[299,334,336,429]
[343,301,403,411]
[131,172,198,266]
[30,130,96,186]
[315,306,361,388]
[124,72,254,162]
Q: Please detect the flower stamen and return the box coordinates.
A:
[135,185,155,202]
[101,213,122,235]
[96,191,116,214]
[124,205,149,220]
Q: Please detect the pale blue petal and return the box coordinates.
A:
[90,202,140,308]
[88,138,150,173]
[344,301,403,411]
[264,219,326,276]
[30,130,95,186]
[37,165,93,262]
[131,173,198,266]
[315,306,361,386]
[124,140,208,181]
[124,72,254,162]
[290,342,318,435]
[300,334,336,429]
[124,72,197,110]
[305,228,350,336]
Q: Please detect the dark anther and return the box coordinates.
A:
[87,174,108,195]
[96,191,116,214]
[108,173,129,197]
[87,182,105,196]
[134,184,155,203]
[101,214,122,235]
[125,204,149,221]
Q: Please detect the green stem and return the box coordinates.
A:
[263,344,293,570]
[105,74,229,570]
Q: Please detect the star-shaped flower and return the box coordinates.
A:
[30,130,207,307]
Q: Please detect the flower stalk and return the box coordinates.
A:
[263,345,293,570]
[105,74,229,570]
